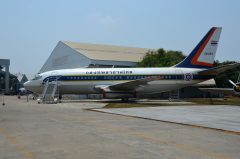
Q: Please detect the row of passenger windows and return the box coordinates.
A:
[64,76,145,80]
[65,76,97,80]
[63,75,173,80]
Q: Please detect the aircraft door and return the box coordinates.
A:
[50,71,61,89]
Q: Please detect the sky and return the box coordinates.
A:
[0,0,240,76]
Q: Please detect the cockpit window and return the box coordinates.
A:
[32,75,42,80]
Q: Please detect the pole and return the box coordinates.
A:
[2,92,5,106]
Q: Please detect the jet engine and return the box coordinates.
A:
[95,86,136,100]
[102,90,136,99]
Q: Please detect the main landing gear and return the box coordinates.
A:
[121,98,129,102]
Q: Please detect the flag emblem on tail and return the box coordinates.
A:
[211,40,218,46]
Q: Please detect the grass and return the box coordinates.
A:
[103,97,240,108]
[187,97,240,106]
[103,101,192,108]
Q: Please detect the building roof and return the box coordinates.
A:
[63,41,151,62]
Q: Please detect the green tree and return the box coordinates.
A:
[137,48,185,67]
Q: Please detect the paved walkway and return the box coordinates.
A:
[94,105,240,132]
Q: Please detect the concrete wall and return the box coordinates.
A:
[0,59,10,93]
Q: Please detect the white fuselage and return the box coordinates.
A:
[24,67,211,97]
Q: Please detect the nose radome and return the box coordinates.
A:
[23,81,30,88]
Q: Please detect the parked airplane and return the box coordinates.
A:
[24,27,240,101]
[200,79,240,96]
[18,87,33,96]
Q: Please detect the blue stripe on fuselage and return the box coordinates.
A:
[43,74,215,82]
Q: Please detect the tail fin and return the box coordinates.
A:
[175,27,222,68]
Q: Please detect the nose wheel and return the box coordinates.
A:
[37,98,42,104]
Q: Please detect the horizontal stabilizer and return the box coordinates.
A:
[198,63,240,75]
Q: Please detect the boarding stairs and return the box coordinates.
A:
[41,79,59,104]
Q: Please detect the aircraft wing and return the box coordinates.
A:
[109,79,148,90]
[109,76,163,90]
[94,76,162,91]
[199,88,234,95]
[198,63,240,75]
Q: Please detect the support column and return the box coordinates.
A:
[5,64,9,94]
[1,59,10,94]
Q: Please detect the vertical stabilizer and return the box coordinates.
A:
[175,27,222,68]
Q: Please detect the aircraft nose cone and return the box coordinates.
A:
[23,81,30,89]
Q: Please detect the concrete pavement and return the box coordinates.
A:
[0,96,240,159]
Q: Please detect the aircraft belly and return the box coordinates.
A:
[137,80,202,94]
[59,81,96,94]
[29,85,43,94]
[148,80,200,85]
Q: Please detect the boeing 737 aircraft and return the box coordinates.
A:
[24,27,240,101]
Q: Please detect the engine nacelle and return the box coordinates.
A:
[94,85,137,99]
[233,83,240,95]
[102,91,136,99]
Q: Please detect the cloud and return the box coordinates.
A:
[88,13,117,26]
[101,15,116,25]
